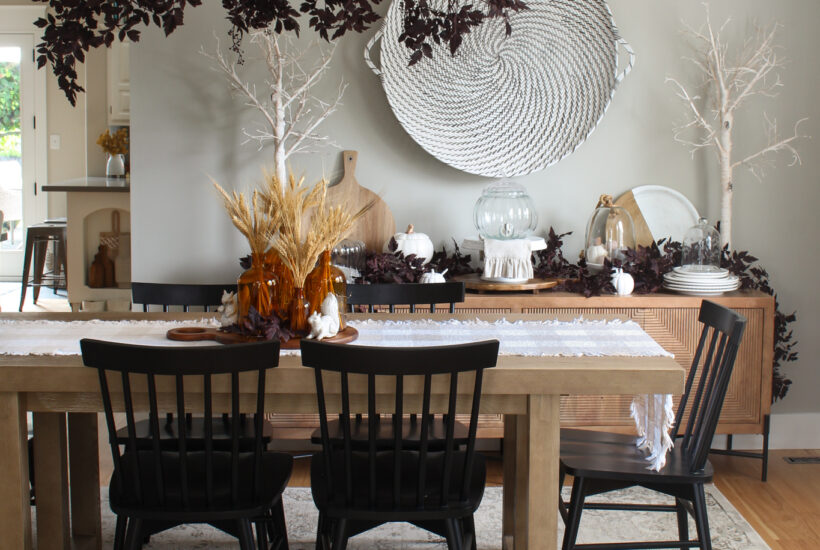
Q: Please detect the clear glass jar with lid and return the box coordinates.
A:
[584,194,636,271]
[681,217,722,273]
[473,181,538,240]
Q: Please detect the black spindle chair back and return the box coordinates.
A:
[301,339,498,514]
[81,339,278,512]
[672,299,747,473]
[131,282,237,312]
[346,282,465,313]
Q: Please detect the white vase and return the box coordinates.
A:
[106,153,126,178]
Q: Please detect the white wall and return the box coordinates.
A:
[131,1,820,420]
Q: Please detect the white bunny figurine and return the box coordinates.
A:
[217,290,238,326]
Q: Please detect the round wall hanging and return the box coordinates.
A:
[365,0,633,178]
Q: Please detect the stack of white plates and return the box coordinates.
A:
[663,267,740,296]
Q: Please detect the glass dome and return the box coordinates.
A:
[473,181,538,240]
[331,239,366,281]
[584,194,636,271]
[681,217,722,273]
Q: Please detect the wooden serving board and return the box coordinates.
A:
[614,190,656,247]
[326,151,395,253]
[166,326,358,349]
[454,273,558,294]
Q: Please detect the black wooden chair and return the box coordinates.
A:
[315,281,469,450]
[81,338,291,550]
[346,282,465,313]
[127,282,265,452]
[301,338,499,550]
[131,282,237,312]
[558,300,747,550]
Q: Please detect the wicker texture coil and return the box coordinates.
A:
[367,0,632,177]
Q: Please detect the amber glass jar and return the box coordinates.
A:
[264,248,293,319]
[237,252,278,322]
[305,250,347,328]
[289,287,310,334]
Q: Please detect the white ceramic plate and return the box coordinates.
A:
[663,287,730,296]
[664,274,737,286]
[663,281,740,291]
[672,266,729,278]
[631,185,700,243]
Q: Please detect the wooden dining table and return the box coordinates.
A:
[0,312,684,550]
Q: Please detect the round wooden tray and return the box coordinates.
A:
[166,326,358,349]
[454,273,559,293]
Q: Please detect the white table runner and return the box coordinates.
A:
[0,317,675,470]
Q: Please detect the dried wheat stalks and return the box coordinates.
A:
[264,172,373,287]
[212,180,280,256]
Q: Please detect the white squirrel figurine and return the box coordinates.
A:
[306,293,341,340]
[217,290,238,326]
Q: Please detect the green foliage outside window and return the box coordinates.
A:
[0,61,21,159]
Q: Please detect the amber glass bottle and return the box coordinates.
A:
[264,248,293,319]
[305,250,347,329]
[289,287,310,334]
[236,252,278,322]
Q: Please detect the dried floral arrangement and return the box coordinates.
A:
[96,128,129,155]
[34,0,528,105]
[358,238,477,284]
[261,172,372,288]
[530,227,795,400]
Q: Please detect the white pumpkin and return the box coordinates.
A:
[385,224,435,264]
[420,269,448,284]
[611,268,634,296]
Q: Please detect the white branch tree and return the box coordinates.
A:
[202,30,347,185]
[666,5,808,249]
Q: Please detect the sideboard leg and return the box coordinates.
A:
[761,414,770,482]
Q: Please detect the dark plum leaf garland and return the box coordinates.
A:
[34,0,527,105]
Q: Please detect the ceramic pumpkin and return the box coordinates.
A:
[611,268,635,296]
[420,269,448,283]
[385,224,435,264]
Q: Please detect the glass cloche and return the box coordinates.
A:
[681,217,722,273]
[473,181,538,240]
[331,239,366,282]
[584,194,636,271]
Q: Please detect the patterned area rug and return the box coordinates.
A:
[87,484,769,549]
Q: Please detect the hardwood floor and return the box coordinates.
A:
[711,449,820,550]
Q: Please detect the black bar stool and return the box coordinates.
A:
[19,221,67,311]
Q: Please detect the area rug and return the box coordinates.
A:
[83,484,769,549]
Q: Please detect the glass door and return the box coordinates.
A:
[0,33,45,279]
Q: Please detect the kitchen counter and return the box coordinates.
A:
[42,176,129,193]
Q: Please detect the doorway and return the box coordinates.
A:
[0,26,47,280]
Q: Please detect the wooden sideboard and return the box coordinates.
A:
[456,290,774,437]
[269,290,774,445]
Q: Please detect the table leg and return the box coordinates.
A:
[33,412,71,550]
[502,415,517,550]
[0,392,32,550]
[68,413,102,550]
[514,394,559,550]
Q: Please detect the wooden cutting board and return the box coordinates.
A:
[614,190,655,247]
[326,151,395,252]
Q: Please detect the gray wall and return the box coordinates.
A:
[131,1,820,417]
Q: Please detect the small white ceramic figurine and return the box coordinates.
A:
[586,236,608,265]
[420,268,448,283]
[217,290,238,326]
[306,294,341,340]
[611,268,635,296]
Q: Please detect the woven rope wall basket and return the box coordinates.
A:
[365,0,633,178]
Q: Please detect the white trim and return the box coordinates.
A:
[0,6,47,32]
[713,412,820,450]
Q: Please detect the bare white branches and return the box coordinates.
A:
[202,30,347,185]
[666,4,808,248]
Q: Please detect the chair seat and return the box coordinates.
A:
[116,415,272,451]
[561,429,714,485]
[310,416,469,450]
[311,450,485,521]
[110,450,293,521]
